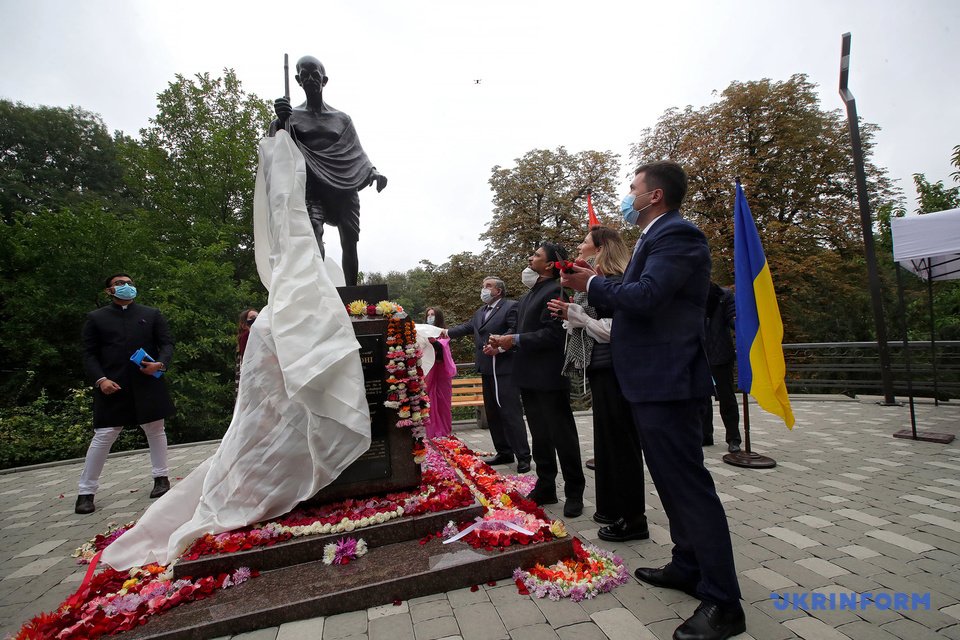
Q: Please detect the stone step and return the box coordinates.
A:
[123,534,574,639]
[172,503,486,579]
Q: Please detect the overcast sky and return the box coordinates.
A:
[2,0,958,275]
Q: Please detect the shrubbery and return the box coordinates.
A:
[0,387,147,469]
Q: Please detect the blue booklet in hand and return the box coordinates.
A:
[130,348,164,378]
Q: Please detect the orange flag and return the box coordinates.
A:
[587,190,599,227]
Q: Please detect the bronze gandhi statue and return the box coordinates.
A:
[270,56,387,287]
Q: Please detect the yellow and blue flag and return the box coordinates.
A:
[733,180,795,428]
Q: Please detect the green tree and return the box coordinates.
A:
[1,71,274,459]
[0,201,151,403]
[362,267,434,319]
[482,147,624,265]
[121,70,272,284]
[0,100,125,223]
[0,101,140,404]
[631,74,900,342]
[118,70,273,442]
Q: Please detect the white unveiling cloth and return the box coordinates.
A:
[102,131,371,569]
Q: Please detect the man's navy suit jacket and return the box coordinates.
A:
[447,299,518,376]
[587,210,713,404]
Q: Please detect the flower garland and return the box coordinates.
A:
[14,563,255,639]
[177,446,471,561]
[513,537,629,602]
[322,537,368,565]
[345,299,404,318]
[384,315,431,428]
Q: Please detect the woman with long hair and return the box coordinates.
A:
[547,225,648,542]
[424,307,456,438]
[235,308,259,391]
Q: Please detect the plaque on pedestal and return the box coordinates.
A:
[308,285,421,504]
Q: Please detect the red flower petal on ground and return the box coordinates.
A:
[515,578,530,595]
[470,585,479,592]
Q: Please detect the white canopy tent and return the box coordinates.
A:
[891,207,960,281]
[887,207,959,443]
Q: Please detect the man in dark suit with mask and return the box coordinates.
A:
[489,244,584,518]
[444,277,531,473]
[563,162,744,640]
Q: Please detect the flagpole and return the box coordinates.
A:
[724,393,776,469]
[725,175,779,468]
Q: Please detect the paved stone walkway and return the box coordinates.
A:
[2,396,959,639]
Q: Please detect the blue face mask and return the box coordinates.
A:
[112,283,138,300]
[621,194,639,225]
[621,190,656,226]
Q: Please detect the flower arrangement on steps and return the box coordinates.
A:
[37,437,628,640]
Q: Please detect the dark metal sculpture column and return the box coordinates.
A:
[839,32,896,405]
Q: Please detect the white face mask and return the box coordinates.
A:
[480,288,494,304]
[521,267,540,289]
[426,316,436,325]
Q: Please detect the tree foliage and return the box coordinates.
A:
[482,147,625,265]
[630,74,900,341]
[0,100,125,222]
[0,72,272,466]
[361,267,434,320]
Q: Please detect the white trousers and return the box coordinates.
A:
[77,420,169,495]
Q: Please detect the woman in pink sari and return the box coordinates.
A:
[424,307,457,438]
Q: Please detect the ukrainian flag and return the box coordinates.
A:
[733,180,795,428]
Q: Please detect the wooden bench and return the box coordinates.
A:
[451,377,487,427]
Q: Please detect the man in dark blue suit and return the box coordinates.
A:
[563,162,744,640]
[445,277,531,473]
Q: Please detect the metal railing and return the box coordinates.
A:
[782,341,958,399]
[455,341,960,402]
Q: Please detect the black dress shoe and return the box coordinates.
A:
[150,476,170,499]
[75,494,95,515]
[598,518,650,542]
[516,459,531,474]
[634,564,699,597]
[585,458,596,470]
[483,453,515,466]
[526,486,558,505]
[563,497,584,518]
[593,512,617,526]
[673,600,745,640]
[727,442,741,453]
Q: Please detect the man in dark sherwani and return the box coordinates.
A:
[75,273,176,514]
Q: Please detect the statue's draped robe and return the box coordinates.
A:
[272,104,375,237]
[102,131,371,569]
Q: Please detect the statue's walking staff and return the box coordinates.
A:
[283,53,291,134]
